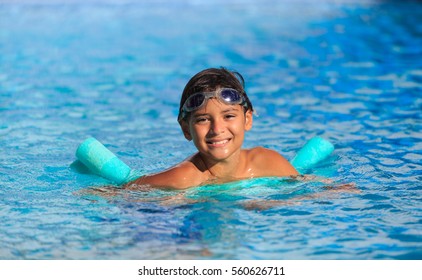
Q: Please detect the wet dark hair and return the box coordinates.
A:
[178,67,254,122]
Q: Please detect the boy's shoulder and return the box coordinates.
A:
[246,146,298,176]
[247,146,285,160]
[134,159,205,190]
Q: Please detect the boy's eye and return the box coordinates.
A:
[195,117,208,123]
[225,114,236,119]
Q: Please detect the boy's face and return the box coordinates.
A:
[180,98,253,163]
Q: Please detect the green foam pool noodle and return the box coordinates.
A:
[290,137,334,173]
[75,137,132,184]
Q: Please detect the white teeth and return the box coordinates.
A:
[209,139,228,145]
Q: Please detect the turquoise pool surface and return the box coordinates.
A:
[1,0,421,259]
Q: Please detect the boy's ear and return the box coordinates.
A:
[244,109,253,131]
[179,120,193,141]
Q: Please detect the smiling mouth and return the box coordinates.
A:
[206,139,230,146]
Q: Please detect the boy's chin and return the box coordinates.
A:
[201,150,238,162]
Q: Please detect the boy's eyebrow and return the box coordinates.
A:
[221,107,241,114]
[192,111,209,116]
[193,107,240,117]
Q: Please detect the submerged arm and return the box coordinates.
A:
[242,182,360,211]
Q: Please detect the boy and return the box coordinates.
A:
[125,67,298,190]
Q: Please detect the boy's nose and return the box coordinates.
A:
[210,119,225,135]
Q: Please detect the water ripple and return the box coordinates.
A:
[1,0,421,260]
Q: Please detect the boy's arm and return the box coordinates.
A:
[124,161,202,190]
[242,183,360,211]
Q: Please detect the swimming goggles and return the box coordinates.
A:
[179,88,247,119]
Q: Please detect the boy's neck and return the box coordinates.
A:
[196,150,245,180]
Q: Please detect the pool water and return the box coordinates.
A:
[1,0,421,259]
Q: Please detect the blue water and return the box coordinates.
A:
[1,0,421,259]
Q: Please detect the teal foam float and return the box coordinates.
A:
[74,136,334,185]
[290,136,335,173]
[75,137,134,185]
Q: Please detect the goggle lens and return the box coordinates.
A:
[220,88,241,103]
[183,88,244,113]
[185,94,206,111]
